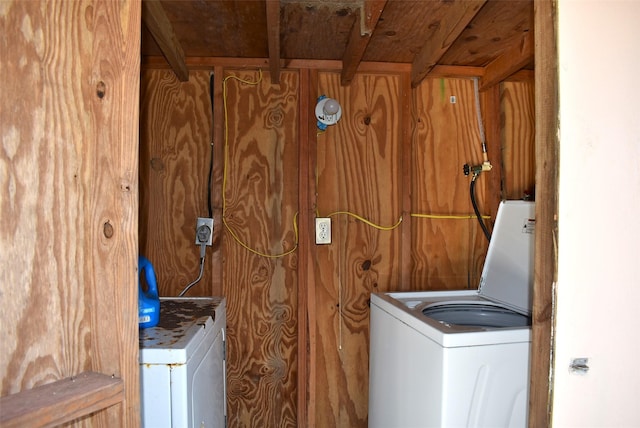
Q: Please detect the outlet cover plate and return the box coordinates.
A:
[195,217,214,246]
[315,217,331,245]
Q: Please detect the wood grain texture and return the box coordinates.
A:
[530,0,558,425]
[410,0,487,87]
[139,69,215,297]
[412,78,490,290]
[440,0,534,67]
[482,83,504,220]
[281,2,358,61]
[0,372,123,428]
[501,80,536,200]
[0,0,140,425]
[86,1,141,425]
[142,0,189,81]
[137,61,535,427]
[221,69,299,428]
[296,67,312,428]
[314,71,403,427]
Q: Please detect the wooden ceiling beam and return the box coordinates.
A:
[341,0,387,86]
[142,0,189,82]
[410,0,486,88]
[266,0,281,84]
[479,31,534,91]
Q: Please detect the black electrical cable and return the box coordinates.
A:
[207,72,215,218]
[470,174,492,242]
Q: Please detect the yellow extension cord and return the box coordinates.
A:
[221,70,490,259]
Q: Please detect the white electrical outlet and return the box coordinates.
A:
[195,217,214,246]
[315,217,331,245]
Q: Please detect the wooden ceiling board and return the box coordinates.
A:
[439,0,533,67]
[363,1,442,63]
[159,0,270,58]
[280,2,359,60]
[142,25,162,56]
[141,0,535,86]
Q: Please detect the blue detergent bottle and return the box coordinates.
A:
[138,256,160,329]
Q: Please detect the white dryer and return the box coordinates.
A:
[139,297,226,428]
[369,200,535,428]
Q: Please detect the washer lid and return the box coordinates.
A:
[479,200,535,314]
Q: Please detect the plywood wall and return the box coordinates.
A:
[221,69,300,427]
[1,0,141,425]
[502,80,536,199]
[412,78,491,290]
[139,69,216,297]
[139,64,534,428]
[313,71,405,426]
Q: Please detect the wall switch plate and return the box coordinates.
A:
[315,217,331,245]
[195,217,214,246]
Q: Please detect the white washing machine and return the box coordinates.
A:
[369,200,535,428]
[139,297,226,428]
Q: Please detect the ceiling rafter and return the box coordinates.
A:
[142,0,189,82]
[140,1,534,89]
[266,0,281,84]
[341,0,388,86]
[479,31,533,91]
[410,0,487,88]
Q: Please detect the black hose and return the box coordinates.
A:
[207,73,215,218]
[470,174,491,242]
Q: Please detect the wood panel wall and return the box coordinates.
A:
[221,69,300,427]
[139,63,534,427]
[502,80,536,200]
[0,1,141,426]
[313,71,404,426]
[412,78,490,290]
[139,69,216,297]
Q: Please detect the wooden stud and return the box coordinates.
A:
[341,0,387,86]
[266,0,281,84]
[0,372,123,428]
[480,31,534,91]
[411,0,486,88]
[142,0,189,82]
[529,0,558,426]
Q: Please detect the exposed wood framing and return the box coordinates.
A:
[297,68,312,428]
[142,0,189,82]
[400,72,413,286]
[266,0,281,84]
[529,0,557,426]
[138,61,536,427]
[480,31,533,91]
[0,372,124,428]
[482,84,503,219]
[410,0,486,88]
[341,0,387,85]
[143,56,490,81]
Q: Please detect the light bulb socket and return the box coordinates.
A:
[315,96,342,127]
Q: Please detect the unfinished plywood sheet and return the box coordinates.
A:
[313,70,403,427]
[501,80,535,199]
[411,77,490,290]
[139,69,215,297]
[221,69,300,428]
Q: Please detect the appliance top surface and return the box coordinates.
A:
[478,200,535,314]
[139,297,225,356]
[372,291,531,347]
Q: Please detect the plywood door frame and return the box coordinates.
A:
[529,0,558,426]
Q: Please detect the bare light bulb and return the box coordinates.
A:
[323,98,340,115]
[315,96,342,129]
